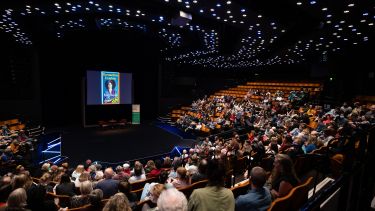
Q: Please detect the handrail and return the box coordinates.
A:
[94,145,191,168]
[301,175,345,211]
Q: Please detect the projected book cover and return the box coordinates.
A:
[101,71,120,104]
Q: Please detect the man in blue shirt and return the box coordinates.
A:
[235,166,272,211]
[95,168,119,198]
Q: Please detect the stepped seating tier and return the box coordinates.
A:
[169,81,324,133]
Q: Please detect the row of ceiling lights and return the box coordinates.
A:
[0,1,219,53]
[0,9,32,45]
[166,0,373,68]
[0,0,373,68]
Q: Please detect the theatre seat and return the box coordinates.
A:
[67,204,92,211]
[267,177,313,211]
[230,180,250,198]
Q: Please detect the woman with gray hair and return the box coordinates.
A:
[102,192,132,211]
[1,188,29,211]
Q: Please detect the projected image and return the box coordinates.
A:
[101,71,120,104]
[87,70,132,105]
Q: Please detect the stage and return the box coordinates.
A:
[49,121,196,166]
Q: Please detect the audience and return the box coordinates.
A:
[0,94,373,211]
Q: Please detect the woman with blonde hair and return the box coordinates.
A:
[102,192,132,211]
[74,171,90,188]
[71,165,85,181]
[70,180,93,208]
[39,173,54,193]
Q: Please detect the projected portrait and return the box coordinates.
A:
[103,80,117,103]
[101,71,120,104]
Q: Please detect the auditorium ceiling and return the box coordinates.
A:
[0,0,374,69]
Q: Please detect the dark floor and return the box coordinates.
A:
[49,121,196,167]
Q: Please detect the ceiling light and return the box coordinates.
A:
[226,1,231,4]
[344,10,349,13]
[310,1,316,4]
[257,15,262,18]
[297,2,302,5]
[348,3,354,7]
[322,8,328,11]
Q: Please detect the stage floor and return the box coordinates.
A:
[54,122,196,166]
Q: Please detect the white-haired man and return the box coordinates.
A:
[157,188,188,211]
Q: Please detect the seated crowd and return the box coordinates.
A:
[0,94,374,210]
[1,125,36,170]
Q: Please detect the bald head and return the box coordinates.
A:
[250,166,267,188]
[104,168,114,179]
